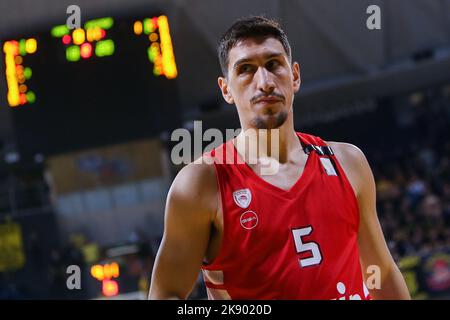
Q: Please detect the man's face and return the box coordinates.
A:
[218,36,300,129]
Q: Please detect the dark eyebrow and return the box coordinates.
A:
[232,52,284,71]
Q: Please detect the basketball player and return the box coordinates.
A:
[149,16,410,300]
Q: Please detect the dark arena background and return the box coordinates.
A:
[0,0,450,300]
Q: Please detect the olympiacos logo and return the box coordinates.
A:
[233,188,252,209]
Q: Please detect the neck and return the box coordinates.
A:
[235,115,300,164]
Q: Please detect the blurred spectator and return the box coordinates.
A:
[406,174,427,209]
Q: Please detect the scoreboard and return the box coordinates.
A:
[1,13,181,156]
[3,38,38,107]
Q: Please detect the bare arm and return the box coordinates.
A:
[148,161,217,299]
[331,142,411,300]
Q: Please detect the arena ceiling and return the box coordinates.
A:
[1,0,449,131]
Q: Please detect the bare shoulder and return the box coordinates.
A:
[167,156,218,221]
[326,141,368,167]
[326,141,374,198]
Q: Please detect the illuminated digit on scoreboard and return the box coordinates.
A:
[51,17,115,62]
[3,38,37,107]
[133,15,177,79]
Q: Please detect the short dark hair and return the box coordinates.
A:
[218,16,292,76]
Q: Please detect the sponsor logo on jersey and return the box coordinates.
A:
[233,188,252,208]
[240,210,258,230]
[331,281,370,300]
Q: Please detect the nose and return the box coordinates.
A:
[255,66,275,94]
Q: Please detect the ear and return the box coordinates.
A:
[218,76,234,104]
[292,62,301,93]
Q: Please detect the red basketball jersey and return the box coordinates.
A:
[201,132,370,300]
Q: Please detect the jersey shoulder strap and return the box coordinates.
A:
[297,132,334,156]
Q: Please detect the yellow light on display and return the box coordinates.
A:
[91,265,104,281]
[147,46,157,62]
[104,264,111,279]
[4,41,20,106]
[110,262,119,278]
[14,56,23,64]
[4,41,18,55]
[7,93,19,107]
[149,33,158,42]
[133,21,143,35]
[86,27,100,42]
[92,27,99,42]
[94,27,103,41]
[19,84,27,93]
[107,264,118,278]
[73,29,85,45]
[157,15,178,79]
[86,28,94,42]
[25,38,37,54]
[91,263,120,281]
[155,55,162,67]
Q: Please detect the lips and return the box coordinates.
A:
[254,97,282,104]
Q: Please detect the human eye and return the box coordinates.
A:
[266,59,281,71]
[238,64,254,74]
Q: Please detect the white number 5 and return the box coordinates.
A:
[292,226,322,268]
